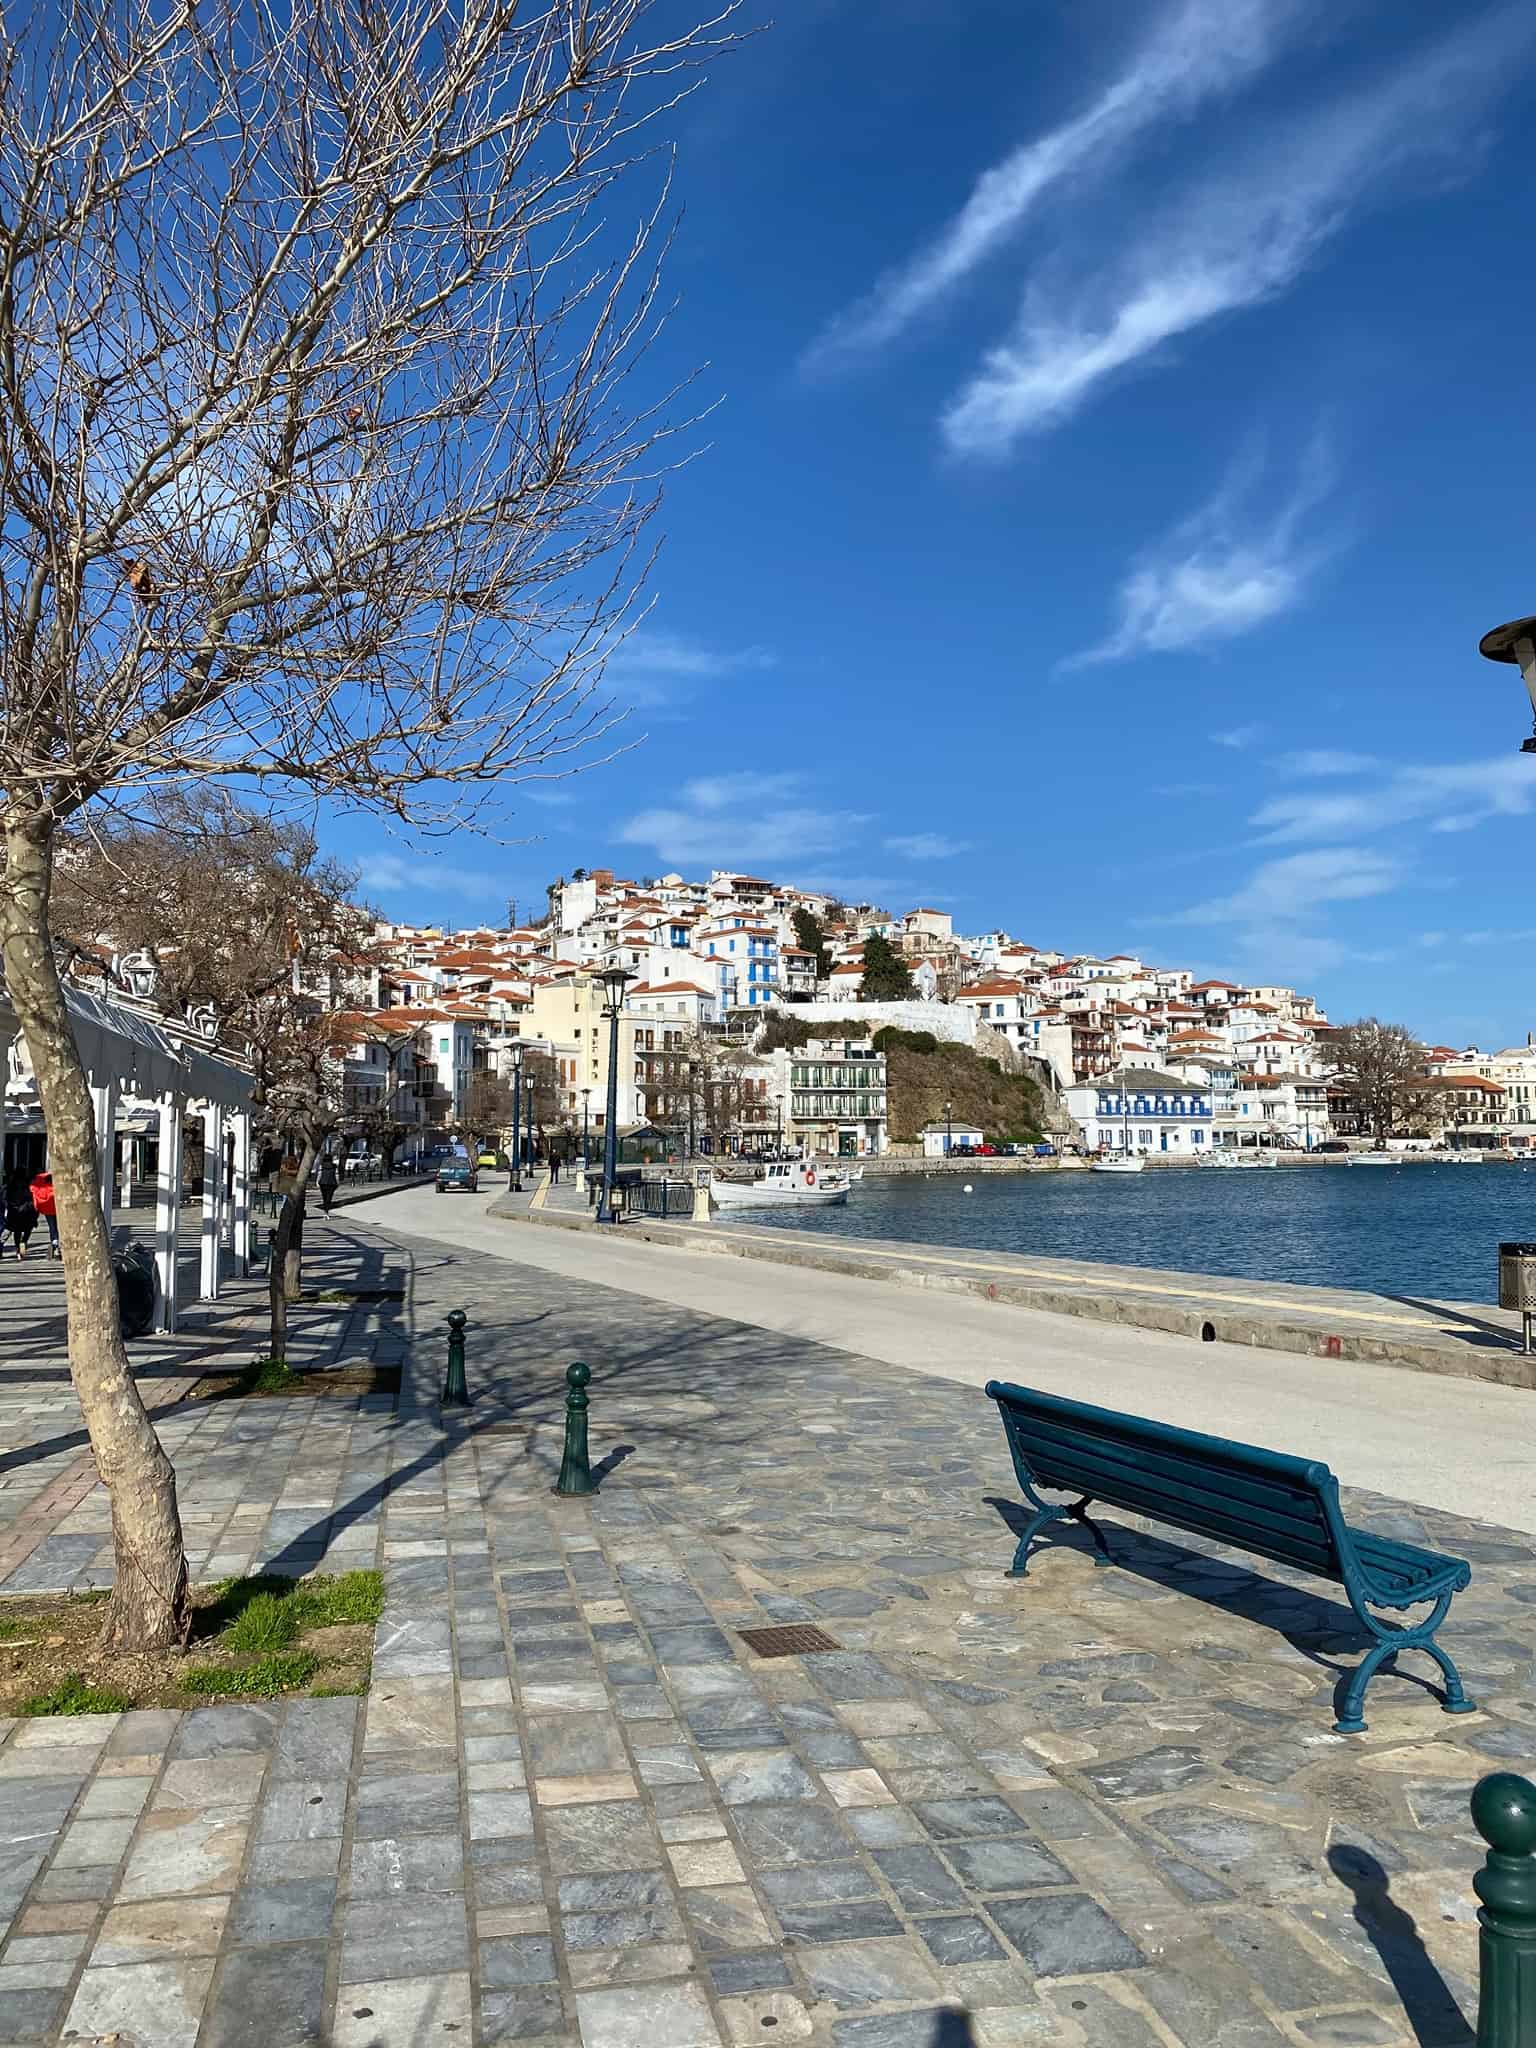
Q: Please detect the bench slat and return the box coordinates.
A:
[998,1410,1339,1579]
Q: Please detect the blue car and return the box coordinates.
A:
[436,1156,479,1193]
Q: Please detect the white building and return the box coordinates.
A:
[1064,1067,1214,1156]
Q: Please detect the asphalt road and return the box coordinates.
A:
[335,1181,1536,1534]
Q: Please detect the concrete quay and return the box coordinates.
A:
[503,1197,1536,1393]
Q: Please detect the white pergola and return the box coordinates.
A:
[0,987,256,1334]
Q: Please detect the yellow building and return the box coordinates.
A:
[525,975,643,1134]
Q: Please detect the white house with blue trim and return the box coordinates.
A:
[1064,1066,1213,1156]
[697,917,779,1009]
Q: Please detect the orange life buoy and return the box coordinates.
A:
[805,1166,816,1186]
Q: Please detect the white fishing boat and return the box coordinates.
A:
[1201,1150,1239,1167]
[710,1161,851,1208]
[1090,1080,1145,1173]
[1347,1152,1397,1166]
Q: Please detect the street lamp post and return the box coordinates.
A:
[686,1059,696,1163]
[1479,614,1536,752]
[596,965,632,1225]
[508,1040,524,1194]
[945,1098,953,1158]
[580,1088,591,1169]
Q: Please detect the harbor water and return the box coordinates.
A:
[730,1162,1536,1304]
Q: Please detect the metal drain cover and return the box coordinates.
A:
[738,1624,841,1658]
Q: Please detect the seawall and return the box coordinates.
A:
[490,1195,1536,1392]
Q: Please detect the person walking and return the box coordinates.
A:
[549,1152,561,1186]
[30,1169,59,1258]
[7,1176,37,1261]
[317,1152,339,1215]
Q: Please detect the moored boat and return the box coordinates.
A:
[710,1162,851,1207]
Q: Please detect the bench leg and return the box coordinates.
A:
[1068,1497,1114,1568]
[1005,1505,1066,1578]
[1422,1638,1476,1718]
[1333,1640,1398,1734]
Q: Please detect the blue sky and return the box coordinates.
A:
[331,0,1536,1048]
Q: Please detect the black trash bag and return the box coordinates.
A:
[113,1247,157,1339]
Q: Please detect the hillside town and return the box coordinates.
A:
[245,865,1536,1163]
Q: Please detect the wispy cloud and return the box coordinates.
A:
[604,630,776,711]
[357,852,501,901]
[941,10,1533,455]
[1252,755,1536,843]
[804,0,1297,372]
[1174,846,1402,925]
[1273,749,1380,777]
[884,832,970,860]
[1212,724,1265,751]
[1070,435,1337,664]
[619,771,869,867]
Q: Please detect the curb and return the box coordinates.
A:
[484,1198,1536,1393]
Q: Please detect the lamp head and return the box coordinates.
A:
[597,963,633,1014]
[509,1039,524,1071]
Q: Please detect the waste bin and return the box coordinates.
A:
[1498,1242,1536,1352]
[113,1247,157,1339]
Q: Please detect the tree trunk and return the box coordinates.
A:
[0,813,190,1651]
[267,1138,316,1359]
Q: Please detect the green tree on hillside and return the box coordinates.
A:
[791,906,831,980]
[859,934,915,1002]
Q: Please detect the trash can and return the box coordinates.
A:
[1498,1242,1536,1352]
[113,1247,157,1340]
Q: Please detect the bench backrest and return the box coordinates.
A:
[985,1379,1349,1584]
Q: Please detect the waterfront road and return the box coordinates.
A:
[353,1182,1536,1535]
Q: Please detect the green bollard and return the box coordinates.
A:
[554,1362,594,1496]
[1472,1771,1536,2048]
[442,1310,469,1406]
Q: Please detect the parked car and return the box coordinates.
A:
[1032,1142,1057,1157]
[1315,1140,1350,1154]
[436,1156,479,1193]
[476,1149,499,1169]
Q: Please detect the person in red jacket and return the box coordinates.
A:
[30,1170,59,1259]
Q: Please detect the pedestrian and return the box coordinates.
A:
[30,1169,59,1258]
[7,1176,37,1261]
[549,1153,561,1186]
[317,1152,339,1214]
[0,1177,9,1260]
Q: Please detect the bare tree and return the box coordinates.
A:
[0,0,727,1649]
[1328,1018,1433,1145]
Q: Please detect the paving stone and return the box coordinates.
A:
[354,1771,460,1836]
[798,1937,945,2008]
[230,1876,339,1943]
[340,1893,470,1983]
[201,1941,329,2047]
[481,1983,568,2040]
[92,1894,230,1964]
[989,1894,1146,1977]
[480,1934,558,1985]
[707,1750,820,1804]
[719,1989,814,2042]
[941,1837,1075,1892]
[831,2012,975,2047]
[170,1704,279,1757]
[118,1809,249,1899]
[576,1977,723,2047]
[0,1984,64,2039]
[914,1914,1008,1966]
[1080,1746,1213,1802]
[708,1951,794,1995]
[329,1970,474,2046]
[351,1834,464,1894]
[760,1860,880,1907]
[913,1797,1030,1840]
[63,1957,216,2048]
[543,1800,661,1874]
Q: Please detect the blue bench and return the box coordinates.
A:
[985,1379,1475,1735]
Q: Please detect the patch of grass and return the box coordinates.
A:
[310,1676,368,1697]
[221,1591,300,1655]
[22,1672,133,1716]
[180,1649,319,1699]
[238,1355,300,1394]
[198,1570,384,1651]
[0,1615,24,1643]
[292,1571,384,1628]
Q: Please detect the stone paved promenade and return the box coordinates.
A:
[1,1190,1534,2046]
